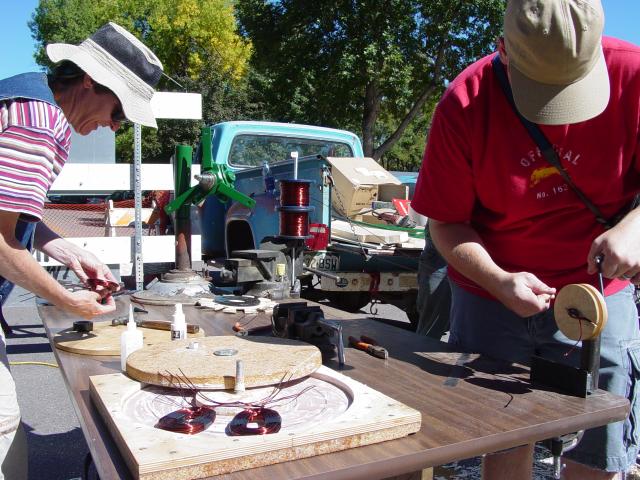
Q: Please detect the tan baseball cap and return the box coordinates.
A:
[504,0,610,125]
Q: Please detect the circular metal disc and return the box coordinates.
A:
[212,295,261,307]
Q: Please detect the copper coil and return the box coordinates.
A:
[280,180,310,207]
[279,211,309,237]
[156,405,216,434]
[227,407,282,436]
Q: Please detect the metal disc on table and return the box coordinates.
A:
[131,290,214,306]
[554,283,607,341]
[125,335,322,390]
[196,295,275,314]
[212,295,261,307]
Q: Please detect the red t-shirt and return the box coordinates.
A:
[412,37,640,297]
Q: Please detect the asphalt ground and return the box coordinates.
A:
[4,286,639,480]
[4,285,89,480]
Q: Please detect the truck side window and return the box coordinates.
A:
[228,134,353,168]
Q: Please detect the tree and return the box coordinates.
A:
[29,0,254,162]
[126,60,264,163]
[235,0,504,166]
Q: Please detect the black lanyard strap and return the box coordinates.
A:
[491,55,613,228]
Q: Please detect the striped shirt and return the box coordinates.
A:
[0,98,71,221]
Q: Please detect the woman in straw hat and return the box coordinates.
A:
[0,22,162,479]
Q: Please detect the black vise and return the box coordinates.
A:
[271,302,344,364]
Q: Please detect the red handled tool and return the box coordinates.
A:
[233,322,272,336]
[348,335,388,359]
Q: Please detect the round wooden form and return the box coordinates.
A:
[54,321,205,356]
[554,283,607,341]
[125,336,322,390]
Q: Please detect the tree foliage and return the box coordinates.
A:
[29,0,255,162]
[116,60,264,163]
[236,0,505,168]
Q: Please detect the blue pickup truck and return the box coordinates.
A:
[198,121,421,326]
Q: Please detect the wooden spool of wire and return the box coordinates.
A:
[554,283,607,341]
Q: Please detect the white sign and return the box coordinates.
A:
[150,92,202,120]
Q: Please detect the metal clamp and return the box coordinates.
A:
[318,318,345,367]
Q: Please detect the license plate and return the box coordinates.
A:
[310,253,340,272]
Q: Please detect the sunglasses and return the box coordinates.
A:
[111,100,127,123]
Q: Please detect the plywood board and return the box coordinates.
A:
[331,219,409,244]
[89,366,421,480]
[554,283,607,341]
[125,336,322,389]
[54,321,205,356]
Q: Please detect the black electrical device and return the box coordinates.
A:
[271,302,344,364]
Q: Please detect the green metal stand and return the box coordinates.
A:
[165,127,256,215]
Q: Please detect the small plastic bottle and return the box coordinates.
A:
[262,161,276,195]
[171,303,187,341]
[120,306,143,371]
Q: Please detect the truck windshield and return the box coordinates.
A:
[228,134,353,168]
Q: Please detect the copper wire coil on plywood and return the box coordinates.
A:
[554,283,608,341]
[156,405,217,434]
[227,407,282,436]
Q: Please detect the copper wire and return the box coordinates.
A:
[155,370,315,436]
[227,407,282,436]
[279,211,309,237]
[563,307,596,357]
[156,405,216,434]
[280,180,310,207]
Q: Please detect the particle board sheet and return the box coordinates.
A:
[53,321,206,356]
[89,366,422,480]
[125,336,323,389]
[331,219,409,244]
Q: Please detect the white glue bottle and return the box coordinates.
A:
[171,303,187,341]
[120,305,143,371]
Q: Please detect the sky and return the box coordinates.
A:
[1,0,639,80]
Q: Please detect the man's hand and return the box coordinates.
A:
[35,223,118,289]
[429,220,556,317]
[65,245,118,287]
[66,290,116,319]
[492,272,556,318]
[587,211,640,282]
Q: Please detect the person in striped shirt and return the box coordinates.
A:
[0,23,162,479]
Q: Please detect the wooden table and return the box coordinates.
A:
[38,298,630,480]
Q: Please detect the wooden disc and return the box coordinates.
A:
[125,336,322,390]
[554,283,607,341]
[54,321,205,356]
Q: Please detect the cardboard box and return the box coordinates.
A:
[378,184,408,202]
[353,213,391,226]
[326,157,401,217]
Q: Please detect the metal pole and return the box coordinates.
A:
[174,145,193,271]
[291,151,299,293]
[134,123,144,291]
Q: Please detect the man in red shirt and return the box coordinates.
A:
[413,0,640,478]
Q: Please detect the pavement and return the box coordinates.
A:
[4,289,639,480]
[4,284,90,480]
